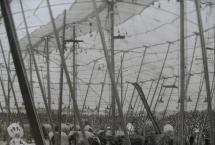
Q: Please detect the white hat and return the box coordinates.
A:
[194,128,200,133]
[116,130,124,137]
[7,123,24,138]
[163,124,174,133]
[126,123,134,132]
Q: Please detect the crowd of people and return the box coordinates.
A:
[1,111,214,145]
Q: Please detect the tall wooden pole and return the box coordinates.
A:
[214,26,215,111]
[110,0,116,135]
[179,0,185,144]
[97,69,107,115]
[72,24,77,131]
[82,61,96,112]
[46,1,89,144]
[18,0,56,136]
[194,0,215,144]
[7,51,11,132]
[46,36,51,112]
[121,55,123,106]
[91,0,131,144]
[0,0,45,144]
[0,41,23,127]
[57,10,66,145]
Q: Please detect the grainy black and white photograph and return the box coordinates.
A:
[0,0,214,145]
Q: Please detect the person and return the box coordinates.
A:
[84,122,93,133]
[7,123,28,145]
[9,134,28,145]
[157,124,174,145]
[49,125,69,145]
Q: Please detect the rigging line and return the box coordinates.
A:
[77,80,109,104]
[119,0,196,25]
[184,34,198,96]
[81,61,96,113]
[126,12,197,38]
[12,2,74,15]
[149,43,171,108]
[162,76,177,119]
[79,25,215,67]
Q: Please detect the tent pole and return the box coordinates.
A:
[72,24,77,132]
[97,69,107,115]
[57,10,66,145]
[82,61,96,113]
[179,0,185,144]
[7,51,11,132]
[213,26,215,111]
[194,0,215,144]
[46,36,51,112]
[91,0,131,144]
[121,55,123,106]
[0,41,23,127]
[109,0,116,135]
[19,0,56,136]
[46,1,89,144]
[0,0,46,144]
